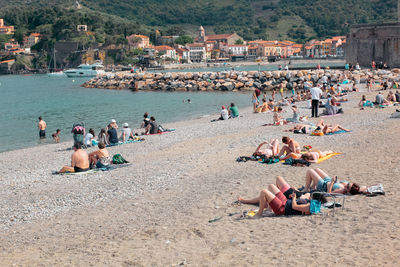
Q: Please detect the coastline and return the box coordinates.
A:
[1,87,400,265]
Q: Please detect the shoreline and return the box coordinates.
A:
[1,86,400,265]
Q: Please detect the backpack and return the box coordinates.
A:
[112,154,129,164]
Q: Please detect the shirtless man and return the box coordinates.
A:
[253,139,280,158]
[277,136,301,159]
[57,142,90,173]
[38,116,47,139]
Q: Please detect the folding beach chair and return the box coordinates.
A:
[311,191,346,216]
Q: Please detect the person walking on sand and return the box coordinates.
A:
[38,116,47,139]
[252,88,261,112]
[310,84,322,117]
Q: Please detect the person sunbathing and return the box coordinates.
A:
[259,98,271,112]
[88,142,111,169]
[300,149,334,163]
[273,107,287,125]
[253,139,279,158]
[322,124,350,135]
[238,176,327,217]
[277,136,301,159]
[304,168,366,194]
[57,142,90,173]
[286,105,300,123]
[387,91,396,102]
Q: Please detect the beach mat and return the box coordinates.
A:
[107,138,144,147]
[325,130,350,135]
[53,164,131,175]
[145,129,175,135]
[317,152,341,163]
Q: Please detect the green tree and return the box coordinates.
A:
[175,35,193,45]
[235,39,244,45]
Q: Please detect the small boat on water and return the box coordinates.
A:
[47,71,66,77]
[64,61,105,78]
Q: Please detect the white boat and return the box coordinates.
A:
[64,62,105,78]
[47,71,66,77]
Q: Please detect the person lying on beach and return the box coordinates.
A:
[276,136,300,159]
[273,107,286,125]
[89,142,111,169]
[121,123,135,142]
[238,176,327,217]
[322,124,350,135]
[304,168,366,195]
[57,142,90,173]
[282,149,334,163]
[253,139,279,158]
[52,129,61,143]
[286,124,315,134]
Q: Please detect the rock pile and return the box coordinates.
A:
[82,69,400,91]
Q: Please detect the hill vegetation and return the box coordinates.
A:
[0,0,397,43]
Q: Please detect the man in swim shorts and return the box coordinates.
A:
[38,116,47,139]
[57,142,90,173]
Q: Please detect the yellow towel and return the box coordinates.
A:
[317,152,341,163]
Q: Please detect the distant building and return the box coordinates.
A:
[221,44,248,56]
[77,25,87,32]
[0,59,15,73]
[186,43,206,62]
[198,26,205,43]
[195,26,244,49]
[175,47,190,63]
[4,39,20,51]
[24,33,41,48]
[156,36,179,46]
[154,45,178,61]
[0,19,15,35]
[126,34,150,48]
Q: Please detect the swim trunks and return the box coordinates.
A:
[39,130,46,138]
[74,166,89,173]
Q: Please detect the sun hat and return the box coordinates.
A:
[222,106,225,109]
[123,122,128,127]
[111,119,116,123]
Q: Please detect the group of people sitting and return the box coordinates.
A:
[214,103,240,121]
[56,141,111,174]
[238,168,367,217]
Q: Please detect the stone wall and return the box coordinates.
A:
[346,23,400,68]
[82,69,400,91]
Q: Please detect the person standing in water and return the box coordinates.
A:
[38,116,47,139]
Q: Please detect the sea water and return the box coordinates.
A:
[0,74,254,152]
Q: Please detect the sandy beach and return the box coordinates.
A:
[1,87,400,266]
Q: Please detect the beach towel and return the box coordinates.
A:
[325,130,350,135]
[106,138,144,147]
[145,128,175,135]
[320,113,342,118]
[317,152,341,163]
[53,164,131,175]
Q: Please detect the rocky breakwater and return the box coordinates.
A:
[82,69,400,92]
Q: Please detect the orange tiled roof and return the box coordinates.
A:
[154,45,174,51]
[0,59,14,63]
[186,43,205,47]
[206,34,234,40]
[30,33,41,37]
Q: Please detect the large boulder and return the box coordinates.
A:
[184,72,193,80]
[220,82,235,91]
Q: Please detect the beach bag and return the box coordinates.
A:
[112,154,129,164]
[310,200,321,214]
[366,184,385,196]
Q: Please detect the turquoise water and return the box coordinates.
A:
[0,75,253,152]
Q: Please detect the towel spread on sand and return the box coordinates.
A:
[317,152,341,163]
[54,164,131,175]
[107,138,144,147]
[325,130,349,135]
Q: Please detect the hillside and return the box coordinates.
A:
[0,0,398,42]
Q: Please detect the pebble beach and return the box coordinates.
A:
[1,86,400,266]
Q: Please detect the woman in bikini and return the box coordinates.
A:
[253,139,280,158]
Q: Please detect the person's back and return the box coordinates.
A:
[376,93,384,104]
[310,86,322,100]
[84,132,93,146]
[230,105,239,117]
[107,127,119,144]
[72,148,89,170]
[395,92,400,102]
[221,108,229,120]
[149,120,158,134]
[121,127,132,140]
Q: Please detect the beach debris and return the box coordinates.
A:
[208,216,222,223]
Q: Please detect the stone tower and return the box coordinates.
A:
[398,0,400,22]
[198,26,205,43]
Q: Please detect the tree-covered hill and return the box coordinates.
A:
[0,0,397,42]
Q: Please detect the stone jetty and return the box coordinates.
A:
[82,69,400,91]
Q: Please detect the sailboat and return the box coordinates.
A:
[47,48,65,77]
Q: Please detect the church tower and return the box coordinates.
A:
[198,26,205,43]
